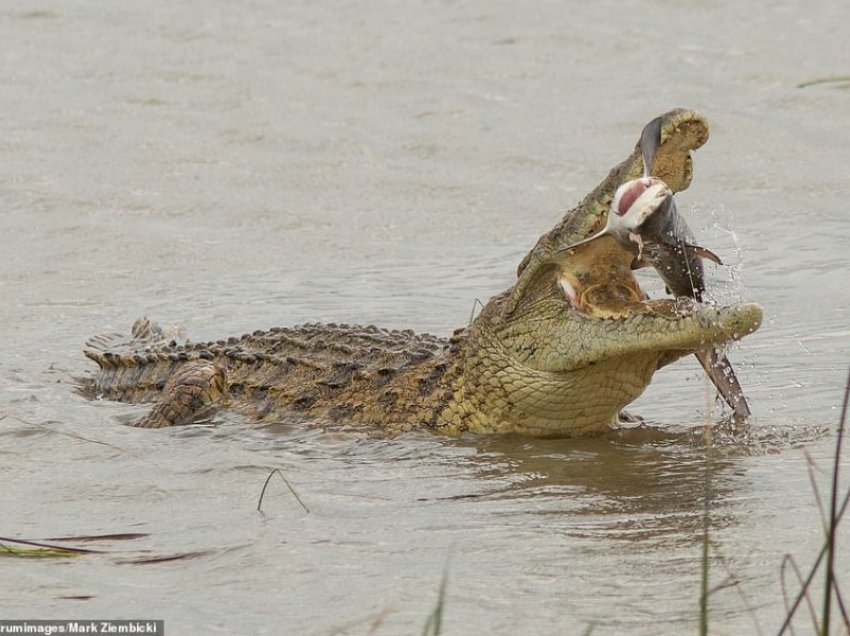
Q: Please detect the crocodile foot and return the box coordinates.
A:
[136,360,227,428]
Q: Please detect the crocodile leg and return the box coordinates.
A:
[136,360,228,428]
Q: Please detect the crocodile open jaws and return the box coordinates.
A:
[82,108,762,437]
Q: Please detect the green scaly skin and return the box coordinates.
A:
[82,108,762,437]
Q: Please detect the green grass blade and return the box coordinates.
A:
[821,364,850,634]
[797,76,850,89]
[0,538,95,558]
[422,570,448,636]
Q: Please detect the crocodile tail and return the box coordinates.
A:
[84,317,168,367]
[83,317,179,401]
[84,318,228,426]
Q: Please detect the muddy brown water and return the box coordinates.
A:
[2,2,850,634]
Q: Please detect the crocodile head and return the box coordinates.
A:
[445,109,762,437]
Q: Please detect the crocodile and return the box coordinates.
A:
[82,108,762,437]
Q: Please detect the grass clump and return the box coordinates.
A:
[776,365,850,634]
[700,362,850,634]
